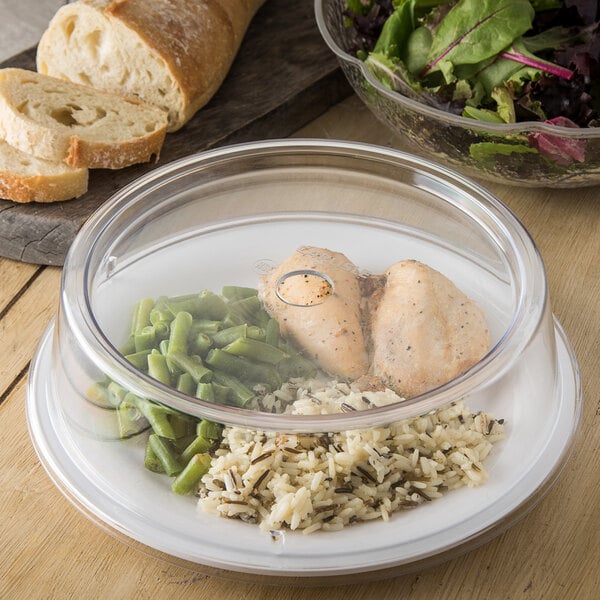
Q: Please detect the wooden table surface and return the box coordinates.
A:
[1,3,599,598]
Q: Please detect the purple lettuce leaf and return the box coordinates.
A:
[528,116,586,165]
[523,72,597,126]
[565,0,599,25]
[345,0,395,54]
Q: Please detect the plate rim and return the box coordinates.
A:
[26,318,582,578]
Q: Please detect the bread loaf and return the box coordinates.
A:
[0,68,168,169]
[0,138,88,203]
[37,0,267,132]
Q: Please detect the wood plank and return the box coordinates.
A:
[0,0,352,266]
[0,257,40,315]
[0,266,60,399]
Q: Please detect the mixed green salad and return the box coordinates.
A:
[88,287,315,496]
[345,0,599,166]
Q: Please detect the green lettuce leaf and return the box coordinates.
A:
[364,52,423,97]
[374,0,417,59]
[469,142,539,162]
[463,106,506,123]
[491,86,516,122]
[422,0,535,82]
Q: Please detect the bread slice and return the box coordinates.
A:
[36,0,266,131]
[0,138,88,203]
[0,68,168,169]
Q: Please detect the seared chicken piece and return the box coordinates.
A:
[258,247,369,380]
[369,260,489,397]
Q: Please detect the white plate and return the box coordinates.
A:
[27,317,581,579]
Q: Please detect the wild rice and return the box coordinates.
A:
[197,379,505,534]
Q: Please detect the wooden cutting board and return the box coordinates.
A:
[0,0,352,266]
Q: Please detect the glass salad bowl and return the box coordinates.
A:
[315,0,600,188]
[27,140,581,582]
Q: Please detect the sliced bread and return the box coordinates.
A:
[0,68,168,169]
[0,138,88,203]
[36,0,266,132]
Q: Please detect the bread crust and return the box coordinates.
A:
[0,110,89,203]
[0,69,167,170]
[0,161,88,203]
[38,0,267,131]
[64,126,165,169]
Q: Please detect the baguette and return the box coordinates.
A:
[37,0,267,132]
[0,68,168,169]
[0,138,88,203]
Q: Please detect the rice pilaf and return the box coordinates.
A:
[197,379,505,534]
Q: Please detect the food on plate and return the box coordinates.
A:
[258,246,370,380]
[0,68,167,169]
[89,248,501,533]
[88,286,317,493]
[344,0,599,165]
[37,0,267,132]
[259,247,489,397]
[0,138,88,203]
[198,380,505,533]
[368,259,489,397]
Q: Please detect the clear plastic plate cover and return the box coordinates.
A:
[26,140,582,578]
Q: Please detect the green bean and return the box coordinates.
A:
[117,399,150,438]
[171,453,211,495]
[195,382,215,402]
[165,293,203,316]
[211,324,265,348]
[228,296,270,328]
[150,307,173,326]
[167,311,193,355]
[180,435,212,464]
[247,326,267,341]
[148,434,182,476]
[189,319,222,336]
[170,413,197,439]
[147,353,173,386]
[107,381,129,407]
[221,286,258,301]
[119,335,136,356]
[197,419,223,441]
[222,312,243,328]
[167,351,212,383]
[153,321,171,340]
[196,290,228,320]
[124,349,152,370]
[212,382,231,404]
[166,291,228,320]
[211,371,255,407]
[129,394,176,439]
[134,325,156,352]
[222,337,288,365]
[131,298,155,336]
[195,381,230,404]
[190,332,212,357]
[176,372,196,396]
[211,324,248,347]
[205,349,281,390]
[265,318,280,347]
[144,441,165,473]
[172,433,197,452]
[159,339,169,356]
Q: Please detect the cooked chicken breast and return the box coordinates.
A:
[258,246,369,380]
[369,260,490,397]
